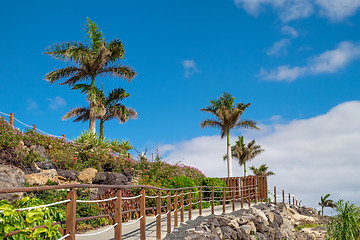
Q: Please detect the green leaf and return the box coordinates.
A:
[4,225,15,233]
[18,197,30,205]
[26,210,44,223]
[3,209,15,216]
[0,204,14,211]
[32,227,47,237]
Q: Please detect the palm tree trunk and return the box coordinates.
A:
[227,131,232,177]
[99,119,104,140]
[89,76,96,133]
[244,162,247,177]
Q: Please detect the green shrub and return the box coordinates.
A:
[326,200,360,240]
[0,197,65,239]
[201,178,227,200]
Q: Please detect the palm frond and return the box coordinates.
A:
[99,65,137,82]
[45,67,83,84]
[200,119,222,129]
[85,18,104,51]
[44,42,77,60]
[236,120,260,130]
[62,107,90,122]
[106,39,125,62]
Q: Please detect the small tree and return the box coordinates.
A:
[319,193,336,216]
[249,164,274,176]
[201,93,259,177]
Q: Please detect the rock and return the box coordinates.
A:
[0,147,22,168]
[78,168,98,184]
[92,172,129,185]
[30,145,48,160]
[35,159,56,170]
[252,207,269,226]
[25,169,58,186]
[0,165,25,201]
[58,170,78,180]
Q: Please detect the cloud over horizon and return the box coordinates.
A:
[159,101,360,210]
[260,41,360,82]
[234,0,360,22]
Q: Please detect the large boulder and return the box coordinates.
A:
[93,172,129,185]
[0,165,25,201]
[78,168,98,184]
[25,169,58,186]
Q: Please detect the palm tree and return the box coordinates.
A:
[201,93,259,177]
[228,136,264,177]
[45,18,136,133]
[63,87,137,139]
[319,194,336,216]
[249,164,274,176]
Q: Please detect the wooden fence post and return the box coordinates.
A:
[156,190,161,240]
[188,189,192,220]
[62,134,66,141]
[296,199,298,206]
[282,190,285,203]
[33,124,36,132]
[232,185,235,212]
[180,190,184,223]
[65,190,76,240]
[211,187,214,215]
[289,193,291,204]
[222,188,226,213]
[10,113,13,126]
[241,186,244,209]
[174,191,178,228]
[293,196,295,205]
[140,188,146,240]
[274,186,277,204]
[254,183,258,204]
[167,190,171,233]
[199,188,202,216]
[114,190,122,240]
[248,195,250,207]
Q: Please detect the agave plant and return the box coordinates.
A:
[74,130,109,148]
[109,139,133,154]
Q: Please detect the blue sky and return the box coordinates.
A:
[1,0,360,210]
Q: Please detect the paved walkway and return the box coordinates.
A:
[78,201,251,240]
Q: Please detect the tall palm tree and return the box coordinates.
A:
[228,136,264,177]
[319,194,336,216]
[249,164,274,176]
[45,18,136,133]
[63,87,137,139]
[201,93,259,177]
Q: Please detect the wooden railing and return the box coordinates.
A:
[0,181,302,240]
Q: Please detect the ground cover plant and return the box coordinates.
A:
[0,197,65,239]
[326,199,360,240]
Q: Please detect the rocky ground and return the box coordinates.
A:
[164,203,329,240]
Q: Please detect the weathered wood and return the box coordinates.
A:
[114,190,122,240]
[65,190,76,240]
[156,191,161,240]
[180,190,184,223]
[174,190,178,228]
[167,190,171,233]
[62,134,66,141]
[10,113,13,126]
[222,188,226,213]
[33,124,36,132]
[211,187,214,215]
[188,189,192,220]
[199,188,202,216]
[274,186,277,204]
[289,193,291,204]
[241,186,244,209]
[232,186,235,212]
[140,188,146,240]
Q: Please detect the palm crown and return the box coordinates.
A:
[45,18,136,133]
[200,92,259,177]
[249,164,274,176]
[319,194,336,216]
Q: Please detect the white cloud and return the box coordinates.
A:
[159,101,360,210]
[235,0,360,22]
[309,41,360,74]
[267,39,291,56]
[27,99,38,110]
[182,60,199,79]
[260,41,360,81]
[315,0,360,22]
[281,25,298,38]
[47,97,67,110]
[259,66,306,82]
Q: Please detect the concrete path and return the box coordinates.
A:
[78,201,251,240]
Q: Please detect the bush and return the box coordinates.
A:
[201,178,227,200]
[0,197,65,239]
[326,199,360,240]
